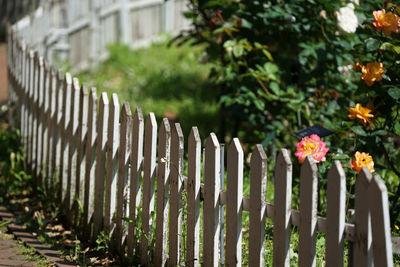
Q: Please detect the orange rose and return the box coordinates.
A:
[351,151,375,173]
[361,62,385,86]
[372,9,400,36]
[348,103,375,126]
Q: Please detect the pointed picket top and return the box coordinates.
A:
[357,167,373,188]
[251,143,267,164]
[205,132,220,151]
[64,72,72,90]
[81,84,89,97]
[228,137,243,160]
[121,102,132,119]
[110,93,120,113]
[172,122,184,148]
[145,112,157,135]
[73,77,80,90]
[90,87,97,101]
[326,160,346,267]
[159,117,171,139]
[301,155,318,179]
[100,92,109,106]
[133,107,144,128]
[189,126,201,146]
[368,174,393,267]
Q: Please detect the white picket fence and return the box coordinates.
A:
[6,29,396,266]
[11,0,190,71]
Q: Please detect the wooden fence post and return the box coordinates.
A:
[186,127,201,267]
[40,60,49,185]
[369,174,393,267]
[203,133,220,266]
[26,50,34,168]
[115,103,132,254]
[83,88,97,237]
[126,107,145,257]
[139,112,156,264]
[226,138,244,267]
[75,84,88,226]
[44,66,55,182]
[155,118,171,267]
[60,72,72,203]
[66,77,80,215]
[34,56,44,181]
[299,156,318,267]
[92,92,109,241]
[104,93,120,233]
[326,160,346,267]
[51,69,63,190]
[353,168,373,267]
[169,123,184,266]
[249,144,267,267]
[273,148,292,267]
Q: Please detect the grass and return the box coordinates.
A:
[76,37,219,140]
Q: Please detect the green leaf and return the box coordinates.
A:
[388,88,400,100]
[269,82,280,95]
[371,130,387,136]
[365,38,380,51]
[332,154,350,160]
[351,125,367,136]
[233,45,244,57]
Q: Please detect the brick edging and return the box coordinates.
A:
[0,206,76,267]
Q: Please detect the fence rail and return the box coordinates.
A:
[6,27,396,266]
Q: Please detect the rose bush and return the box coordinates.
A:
[177,0,400,225]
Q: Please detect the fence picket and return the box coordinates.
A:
[34,56,45,181]
[83,88,97,236]
[66,78,80,214]
[44,67,55,181]
[34,56,44,181]
[60,72,72,203]
[249,144,267,267]
[155,118,171,267]
[169,123,184,266]
[115,103,132,254]
[203,133,220,266]
[26,50,34,167]
[353,168,373,267]
[75,84,88,226]
[273,149,292,267]
[92,92,109,241]
[127,108,145,257]
[40,61,50,184]
[369,175,393,267]
[299,156,318,267]
[20,43,26,156]
[51,70,63,189]
[104,93,120,233]
[186,127,201,267]
[139,112,156,264]
[226,138,244,267]
[326,161,346,267]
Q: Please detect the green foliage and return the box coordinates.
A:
[77,38,219,139]
[176,0,367,147]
